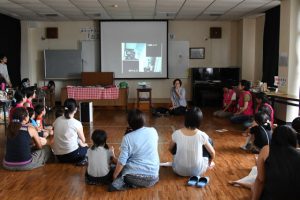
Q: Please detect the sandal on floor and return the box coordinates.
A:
[196,177,209,188]
[187,176,200,186]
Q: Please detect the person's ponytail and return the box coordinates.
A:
[63,98,77,119]
[8,107,28,138]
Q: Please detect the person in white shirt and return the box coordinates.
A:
[52,98,88,165]
[0,55,12,88]
[85,129,117,185]
[169,107,216,176]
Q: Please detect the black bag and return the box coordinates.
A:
[152,107,169,117]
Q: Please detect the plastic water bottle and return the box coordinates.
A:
[1,83,5,91]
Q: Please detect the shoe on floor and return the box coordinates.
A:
[196,177,210,188]
[75,158,88,166]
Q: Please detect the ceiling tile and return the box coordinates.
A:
[177,0,214,19]
[204,0,244,14]
[156,0,185,13]
[0,0,281,21]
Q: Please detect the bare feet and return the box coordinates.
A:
[242,132,248,137]
[208,161,215,169]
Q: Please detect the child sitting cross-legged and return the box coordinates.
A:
[85,129,117,185]
[27,107,49,139]
[34,104,53,136]
[241,111,272,153]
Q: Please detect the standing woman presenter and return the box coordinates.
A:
[0,54,12,88]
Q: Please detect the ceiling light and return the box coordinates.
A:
[112,4,118,8]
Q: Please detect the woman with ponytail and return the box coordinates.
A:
[3,107,52,170]
[52,98,88,164]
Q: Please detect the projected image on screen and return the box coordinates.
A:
[101,21,167,78]
[122,43,162,73]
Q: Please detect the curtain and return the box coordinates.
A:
[262,6,280,87]
[0,14,21,87]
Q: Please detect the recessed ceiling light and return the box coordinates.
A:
[112,4,118,8]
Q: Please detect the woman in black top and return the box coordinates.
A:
[3,107,51,171]
[252,125,300,200]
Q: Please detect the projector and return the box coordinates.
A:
[138,82,146,86]
[138,82,147,88]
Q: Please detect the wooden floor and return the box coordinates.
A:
[0,107,254,200]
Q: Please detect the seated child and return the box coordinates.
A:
[213,82,237,118]
[85,129,117,185]
[27,107,49,138]
[55,109,63,119]
[241,112,272,153]
[242,104,274,136]
[26,107,47,145]
[34,104,53,136]
[243,92,274,128]
[20,78,30,91]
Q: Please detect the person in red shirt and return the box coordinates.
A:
[9,90,26,122]
[23,87,36,109]
[230,80,254,124]
[214,82,237,118]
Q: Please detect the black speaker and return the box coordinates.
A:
[80,102,93,122]
[210,27,222,39]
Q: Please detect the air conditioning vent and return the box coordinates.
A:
[44,14,59,17]
[86,13,101,17]
[166,13,176,17]
[209,13,222,17]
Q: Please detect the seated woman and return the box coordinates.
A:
[110,109,159,191]
[9,90,27,122]
[170,78,187,115]
[23,86,36,109]
[213,82,237,118]
[230,80,253,125]
[3,107,51,170]
[252,125,300,200]
[52,98,88,164]
[169,107,215,177]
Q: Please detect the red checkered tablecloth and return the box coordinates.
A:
[66,86,119,100]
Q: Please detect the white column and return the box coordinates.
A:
[277,0,300,122]
[242,18,256,82]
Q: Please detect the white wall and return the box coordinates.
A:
[21,19,265,102]
[255,15,265,81]
[242,18,257,82]
[169,20,239,68]
[21,21,97,100]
